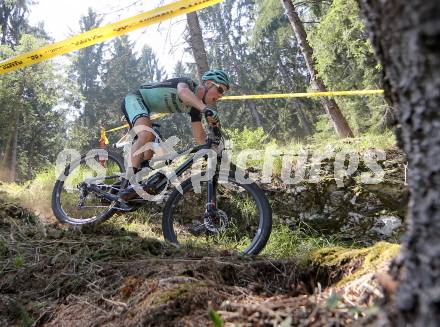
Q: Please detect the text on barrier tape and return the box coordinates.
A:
[220,89,384,100]
[0,0,223,75]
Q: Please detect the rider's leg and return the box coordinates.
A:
[130,116,155,169]
[121,93,153,170]
[119,94,155,203]
[119,118,155,202]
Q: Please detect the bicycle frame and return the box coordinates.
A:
[153,139,221,213]
[95,125,224,213]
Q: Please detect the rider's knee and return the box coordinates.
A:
[135,131,155,144]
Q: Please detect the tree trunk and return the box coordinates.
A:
[0,110,19,182]
[186,12,210,82]
[358,0,440,325]
[247,100,263,127]
[0,4,11,45]
[293,102,312,136]
[281,0,354,138]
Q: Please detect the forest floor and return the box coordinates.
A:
[0,140,405,326]
[0,198,399,327]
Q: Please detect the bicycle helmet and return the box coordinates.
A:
[202,69,231,89]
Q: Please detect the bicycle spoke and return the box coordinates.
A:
[54,153,125,224]
[166,179,263,253]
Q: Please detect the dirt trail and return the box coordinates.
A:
[0,198,395,326]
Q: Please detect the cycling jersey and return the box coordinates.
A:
[121,77,202,127]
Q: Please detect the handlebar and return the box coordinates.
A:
[204,116,223,150]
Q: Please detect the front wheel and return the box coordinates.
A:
[162,172,272,255]
[52,150,125,225]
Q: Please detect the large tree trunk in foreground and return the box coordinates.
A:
[186,12,210,82]
[358,1,440,325]
[281,0,354,138]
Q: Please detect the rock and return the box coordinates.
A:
[262,148,408,243]
[308,213,326,221]
[350,195,357,204]
[348,212,363,224]
[294,186,307,194]
[370,216,402,237]
[329,191,346,206]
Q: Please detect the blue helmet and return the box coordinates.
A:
[202,69,231,89]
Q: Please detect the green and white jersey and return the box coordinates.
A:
[122,77,202,127]
[138,77,198,114]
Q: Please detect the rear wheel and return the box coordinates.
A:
[162,173,272,255]
[51,150,125,225]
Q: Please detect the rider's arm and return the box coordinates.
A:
[179,81,220,128]
[177,82,206,111]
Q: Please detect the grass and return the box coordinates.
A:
[0,167,55,218]
[0,128,400,261]
[305,129,397,153]
[226,129,397,177]
[261,224,344,262]
[0,167,54,200]
[109,208,163,239]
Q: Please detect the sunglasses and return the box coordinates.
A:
[211,81,227,95]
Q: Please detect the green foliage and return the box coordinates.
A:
[225,127,275,151]
[0,34,69,181]
[14,254,24,268]
[138,45,167,83]
[310,0,379,89]
[309,0,387,134]
[0,0,391,183]
[308,125,396,152]
[0,0,36,45]
[252,0,285,44]
[208,309,224,327]
[199,0,320,140]
[66,9,167,151]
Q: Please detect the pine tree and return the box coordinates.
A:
[281,0,354,138]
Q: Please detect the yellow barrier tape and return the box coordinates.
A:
[220,89,384,100]
[101,91,383,139]
[0,0,223,75]
[106,124,130,133]
[99,127,109,145]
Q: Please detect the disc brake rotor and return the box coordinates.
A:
[204,209,229,233]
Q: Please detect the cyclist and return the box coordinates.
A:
[119,69,231,200]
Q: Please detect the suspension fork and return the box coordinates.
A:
[206,175,218,214]
[206,158,221,214]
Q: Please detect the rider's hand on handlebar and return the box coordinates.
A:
[202,107,221,127]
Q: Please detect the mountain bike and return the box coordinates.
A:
[51,122,272,255]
